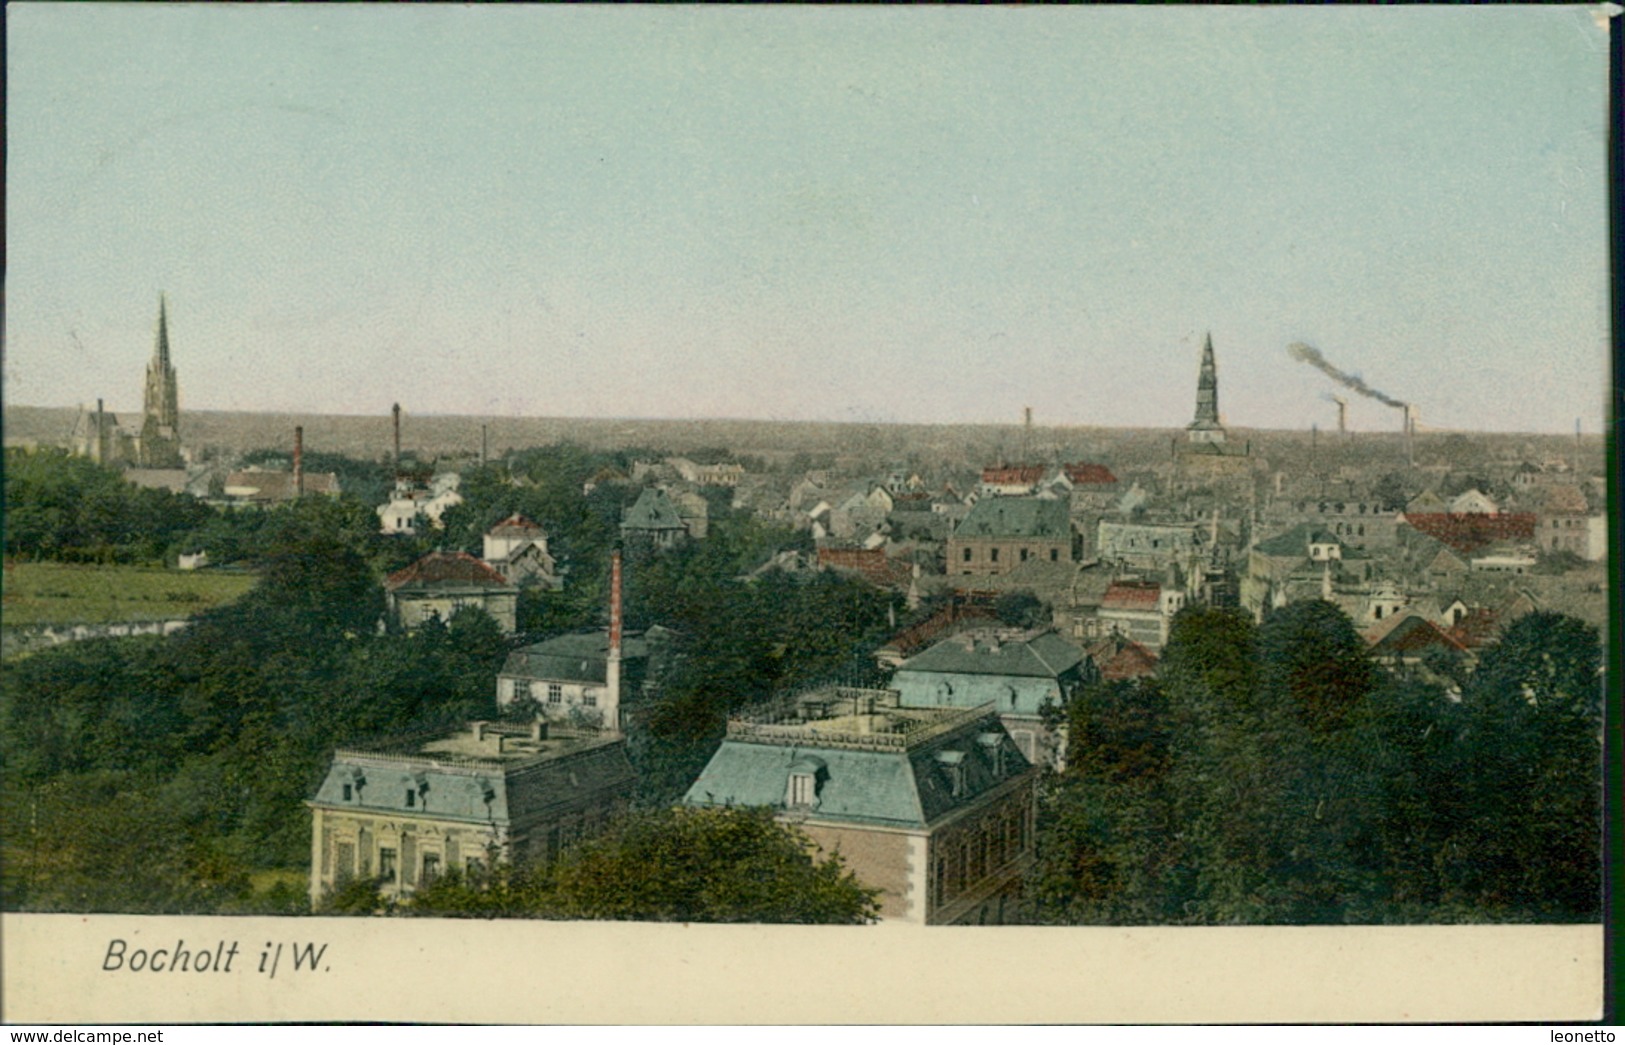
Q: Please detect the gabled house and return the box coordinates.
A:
[482,515,561,589]
[621,487,689,549]
[1534,484,1592,559]
[496,628,671,732]
[384,551,518,635]
[1096,579,1185,650]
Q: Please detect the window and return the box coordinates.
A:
[990,548,999,562]
[342,784,353,801]
[583,692,597,708]
[963,547,972,562]
[786,758,825,808]
[1050,548,1059,562]
[334,841,356,882]
[421,852,440,884]
[379,847,397,882]
[514,679,532,702]
[548,683,563,704]
[405,789,416,808]
[1020,548,1029,562]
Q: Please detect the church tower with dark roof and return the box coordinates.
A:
[138,295,183,467]
[1185,332,1226,445]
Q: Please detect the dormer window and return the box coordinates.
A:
[977,732,1006,777]
[936,749,966,798]
[786,757,827,809]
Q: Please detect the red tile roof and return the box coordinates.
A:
[881,604,996,658]
[817,546,912,588]
[981,465,1045,485]
[385,551,512,591]
[487,514,547,537]
[1402,513,1536,555]
[1444,608,1501,649]
[1101,581,1161,610]
[1366,614,1469,655]
[1064,463,1119,485]
[1090,637,1159,680]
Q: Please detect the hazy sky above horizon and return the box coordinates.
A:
[6,6,1612,433]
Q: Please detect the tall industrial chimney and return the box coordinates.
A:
[1402,405,1415,467]
[391,403,402,470]
[95,398,106,464]
[605,548,624,732]
[293,426,304,497]
[481,424,489,468]
[1333,396,1348,437]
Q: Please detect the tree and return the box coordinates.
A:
[1431,612,1603,919]
[404,806,880,923]
[1257,600,1375,733]
[546,806,879,923]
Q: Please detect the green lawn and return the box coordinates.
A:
[1,562,257,627]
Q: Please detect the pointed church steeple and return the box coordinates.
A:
[1186,332,1226,445]
[154,294,171,370]
[140,294,183,467]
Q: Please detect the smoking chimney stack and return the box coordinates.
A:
[294,426,304,497]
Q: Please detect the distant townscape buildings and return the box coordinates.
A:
[36,308,1599,923]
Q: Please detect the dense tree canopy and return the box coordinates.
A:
[1030,601,1602,925]
[339,807,879,924]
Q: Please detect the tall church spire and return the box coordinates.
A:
[154,294,171,370]
[1186,332,1226,445]
[140,294,183,467]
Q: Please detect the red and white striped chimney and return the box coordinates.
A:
[605,548,623,732]
[293,426,304,497]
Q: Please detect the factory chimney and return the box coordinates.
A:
[1333,396,1348,437]
[293,426,304,497]
[391,403,402,470]
[605,548,624,733]
[95,398,106,464]
[481,424,489,469]
[1402,405,1415,467]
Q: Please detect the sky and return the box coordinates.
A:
[5,5,1613,433]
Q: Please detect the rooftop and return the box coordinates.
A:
[726,687,996,752]
[895,627,1086,680]
[486,513,548,537]
[385,550,512,591]
[335,720,619,771]
[953,495,1070,540]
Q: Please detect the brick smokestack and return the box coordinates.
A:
[293,426,304,497]
[391,403,402,470]
[95,398,106,463]
[605,547,623,732]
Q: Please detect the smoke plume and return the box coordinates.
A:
[1287,342,1406,408]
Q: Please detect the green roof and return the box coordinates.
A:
[683,710,1032,828]
[953,496,1069,540]
[622,488,687,531]
[895,629,1084,680]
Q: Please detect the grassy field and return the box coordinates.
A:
[2,562,257,628]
